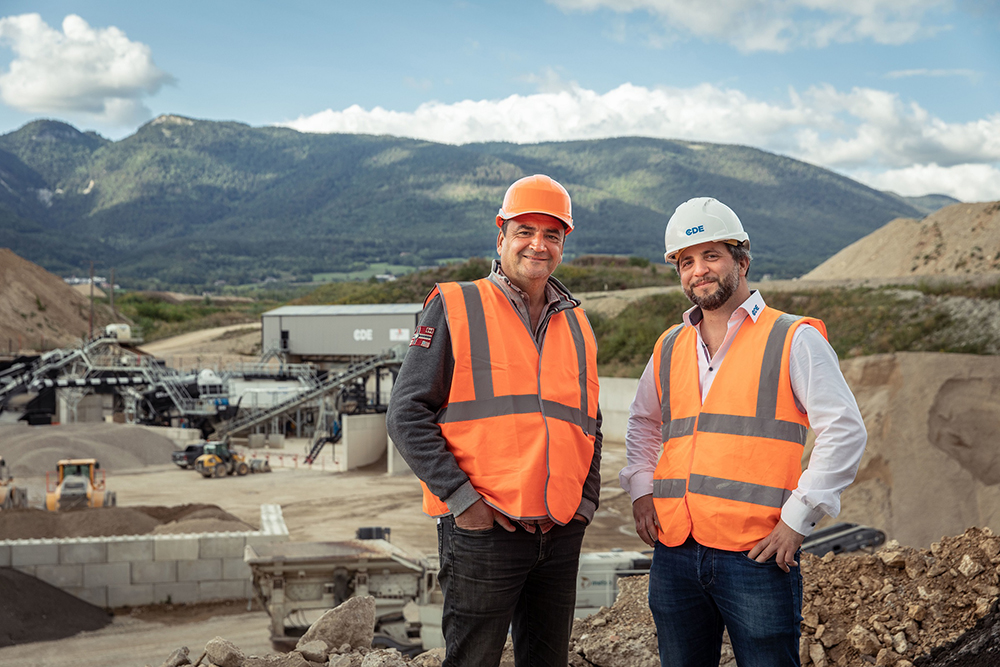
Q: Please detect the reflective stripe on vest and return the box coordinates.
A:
[420,279,599,524]
[651,308,826,551]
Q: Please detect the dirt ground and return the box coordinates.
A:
[0,434,644,667]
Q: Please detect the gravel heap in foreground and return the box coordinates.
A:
[570,526,1000,667]
[148,528,1000,667]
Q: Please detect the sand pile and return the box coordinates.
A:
[0,248,117,352]
[0,504,254,540]
[0,567,112,647]
[0,423,178,477]
[802,201,1000,280]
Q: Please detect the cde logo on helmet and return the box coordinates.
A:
[685,225,705,236]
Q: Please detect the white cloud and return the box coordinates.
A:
[280,80,999,201]
[850,163,1000,202]
[885,68,978,80]
[547,0,952,52]
[0,13,174,126]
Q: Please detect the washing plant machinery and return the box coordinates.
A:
[0,333,401,440]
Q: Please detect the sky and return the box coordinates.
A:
[0,1,997,202]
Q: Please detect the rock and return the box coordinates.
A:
[244,657,281,667]
[205,637,245,667]
[820,626,846,648]
[159,646,191,667]
[359,649,407,667]
[809,641,828,667]
[410,647,446,667]
[981,538,1000,560]
[907,603,927,621]
[296,596,376,651]
[848,625,882,656]
[875,648,900,666]
[904,556,926,580]
[296,640,329,663]
[879,549,907,569]
[279,652,318,667]
[959,554,985,579]
[976,598,993,617]
[327,655,361,667]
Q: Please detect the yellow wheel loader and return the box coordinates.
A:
[195,442,251,478]
[45,458,116,511]
[1,456,28,510]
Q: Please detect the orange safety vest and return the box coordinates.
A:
[421,279,600,525]
[651,307,827,552]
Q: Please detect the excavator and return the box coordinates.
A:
[45,458,117,511]
[0,456,28,509]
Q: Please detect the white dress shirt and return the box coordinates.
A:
[619,290,867,537]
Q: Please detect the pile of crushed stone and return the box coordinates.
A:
[568,527,1000,667]
[0,422,179,477]
[0,567,112,647]
[136,528,1000,667]
[0,504,254,540]
[145,596,445,667]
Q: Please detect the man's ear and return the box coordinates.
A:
[497,229,504,256]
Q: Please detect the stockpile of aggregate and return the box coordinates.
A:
[0,567,112,647]
[0,422,178,477]
[0,504,254,540]
[132,528,1000,667]
[567,527,1000,667]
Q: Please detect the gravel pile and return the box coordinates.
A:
[131,528,1000,666]
[0,567,112,647]
[0,423,178,477]
[0,504,254,540]
[566,526,1000,667]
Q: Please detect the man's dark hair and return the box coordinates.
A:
[728,243,752,279]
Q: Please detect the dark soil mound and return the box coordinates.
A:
[0,504,253,540]
[0,567,112,646]
[915,603,1000,666]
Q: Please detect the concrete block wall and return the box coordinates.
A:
[597,376,640,444]
[337,413,388,471]
[0,504,288,609]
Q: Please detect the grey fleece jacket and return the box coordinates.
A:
[385,262,603,523]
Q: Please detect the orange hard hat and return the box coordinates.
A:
[496,174,574,233]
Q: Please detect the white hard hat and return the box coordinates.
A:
[663,197,750,264]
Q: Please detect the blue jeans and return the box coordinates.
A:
[437,515,586,667]
[648,538,802,667]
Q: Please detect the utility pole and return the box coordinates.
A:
[110,267,116,318]
[89,261,94,339]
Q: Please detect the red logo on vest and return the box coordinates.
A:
[410,326,435,348]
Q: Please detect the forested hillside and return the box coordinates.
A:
[0,115,930,288]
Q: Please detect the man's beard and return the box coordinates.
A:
[684,262,740,311]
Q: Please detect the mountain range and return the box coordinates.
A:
[0,115,954,288]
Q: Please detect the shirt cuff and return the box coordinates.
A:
[781,496,826,537]
[444,481,481,517]
[575,497,596,524]
[621,470,655,503]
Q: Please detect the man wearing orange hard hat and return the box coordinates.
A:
[388,174,602,667]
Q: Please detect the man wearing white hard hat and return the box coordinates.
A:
[620,197,867,666]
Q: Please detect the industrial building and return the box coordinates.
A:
[260,304,424,365]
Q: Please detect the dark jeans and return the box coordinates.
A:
[437,515,587,667]
[648,538,803,667]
